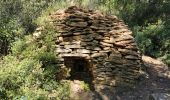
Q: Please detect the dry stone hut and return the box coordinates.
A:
[50,6,143,87]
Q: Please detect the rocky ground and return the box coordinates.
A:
[116,71,170,100]
[69,56,170,100]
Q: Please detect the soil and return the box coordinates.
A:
[115,71,170,100]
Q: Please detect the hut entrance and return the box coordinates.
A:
[64,57,92,84]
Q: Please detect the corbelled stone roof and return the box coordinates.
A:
[48,6,143,87]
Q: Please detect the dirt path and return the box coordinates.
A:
[116,72,170,100]
[116,56,170,100]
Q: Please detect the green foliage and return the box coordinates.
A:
[0,56,44,99]
[133,22,170,65]
[80,81,90,91]
[0,16,70,99]
[134,20,170,65]
[0,0,66,55]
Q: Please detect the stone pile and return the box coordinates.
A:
[50,6,143,87]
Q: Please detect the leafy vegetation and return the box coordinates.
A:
[0,8,70,99]
[0,0,169,99]
[0,0,64,55]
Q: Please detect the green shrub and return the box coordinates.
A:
[134,21,170,65]
[0,14,70,99]
[80,81,90,91]
[0,0,69,55]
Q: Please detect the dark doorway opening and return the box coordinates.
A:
[64,57,93,84]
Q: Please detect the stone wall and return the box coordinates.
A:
[50,6,143,87]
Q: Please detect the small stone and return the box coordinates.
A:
[36,27,44,31]
[114,40,134,47]
[95,35,103,40]
[100,42,113,47]
[33,31,42,38]
[114,35,134,42]
[91,53,107,58]
[59,53,90,59]
[59,42,71,45]
[118,48,139,56]
[80,42,88,46]
[68,22,88,27]
[73,32,84,35]
[125,45,138,50]
[56,48,72,53]
[103,39,115,44]
[93,51,99,54]
[99,50,112,53]
[103,47,110,50]
[65,44,82,48]
[96,77,105,81]
[58,37,63,41]
[124,55,139,60]
[109,53,122,58]
[93,47,102,51]
[86,46,96,50]
[90,26,98,30]
[92,40,98,44]
[77,49,91,54]
[103,36,110,40]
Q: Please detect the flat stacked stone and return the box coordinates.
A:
[49,6,143,87]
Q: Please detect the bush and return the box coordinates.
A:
[134,21,170,65]
[0,0,66,55]
[0,15,70,99]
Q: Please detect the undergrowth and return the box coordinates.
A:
[0,6,70,99]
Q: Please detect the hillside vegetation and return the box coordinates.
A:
[0,0,169,99]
